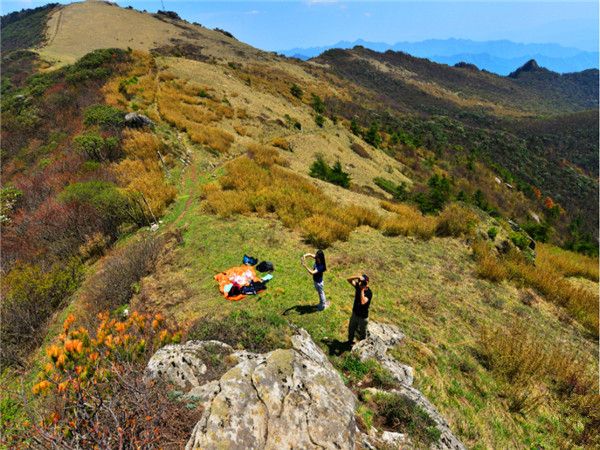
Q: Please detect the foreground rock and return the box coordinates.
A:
[147,329,356,449]
[147,324,465,450]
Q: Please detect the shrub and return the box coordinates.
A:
[487,227,498,240]
[188,310,290,353]
[350,142,370,159]
[26,312,193,449]
[290,84,303,99]
[364,122,382,148]
[310,93,325,114]
[302,214,353,247]
[83,104,125,128]
[380,201,436,240]
[374,177,408,201]
[415,174,451,214]
[65,48,130,82]
[0,260,83,369]
[372,392,441,446]
[309,155,350,188]
[350,118,361,135]
[435,203,479,237]
[82,235,164,317]
[73,131,121,162]
[509,231,530,250]
[78,232,109,260]
[314,114,325,128]
[59,181,130,236]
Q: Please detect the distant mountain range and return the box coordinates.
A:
[279,39,599,75]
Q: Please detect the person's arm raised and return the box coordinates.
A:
[360,287,369,305]
[346,275,360,286]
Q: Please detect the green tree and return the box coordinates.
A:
[364,122,382,148]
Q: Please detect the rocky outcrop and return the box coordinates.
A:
[352,321,414,386]
[147,324,465,450]
[353,322,466,450]
[147,329,356,450]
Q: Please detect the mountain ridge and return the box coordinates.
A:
[281,38,600,75]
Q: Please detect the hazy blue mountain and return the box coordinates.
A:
[280,39,599,75]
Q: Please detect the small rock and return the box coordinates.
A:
[124,112,154,128]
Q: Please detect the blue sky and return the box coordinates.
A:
[2,1,598,51]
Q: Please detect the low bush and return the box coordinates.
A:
[314,114,325,128]
[188,310,290,353]
[290,84,303,99]
[371,391,441,446]
[59,181,130,237]
[302,215,352,247]
[309,155,350,188]
[82,235,164,318]
[435,203,479,237]
[73,131,121,162]
[380,201,436,240]
[487,226,498,240]
[310,93,325,114]
[83,104,126,128]
[0,259,83,369]
[415,174,451,214]
[23,312,194,449]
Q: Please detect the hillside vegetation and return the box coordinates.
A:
[1,2,598,449]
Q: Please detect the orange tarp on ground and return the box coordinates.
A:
[214,265,261,301]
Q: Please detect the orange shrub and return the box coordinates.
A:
[301,215,352,248]
[29,312,191,448]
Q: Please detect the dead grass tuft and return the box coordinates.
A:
[246,143,287,167]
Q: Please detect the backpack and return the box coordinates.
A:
[256,261,274,272]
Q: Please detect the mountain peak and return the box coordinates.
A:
[508,59,548,78]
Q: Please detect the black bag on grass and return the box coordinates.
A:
[256,261,274,272]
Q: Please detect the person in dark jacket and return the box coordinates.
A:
[301,249,328,311]
[347,274,372,344]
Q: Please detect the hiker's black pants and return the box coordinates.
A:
[348,313,368,343]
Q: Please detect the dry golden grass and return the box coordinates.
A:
[271,137,292,151]
[380,201,437,239]
[435,203,479,237]
[202,149,386,247]
[187,125,235,153]
[246,143,287,167]
[471,240,509,282]
[472,239,598,335]
[537,243,599,281]
[479,319,598,428]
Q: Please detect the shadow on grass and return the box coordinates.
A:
[282,304,321,315]
[322,338,352,356]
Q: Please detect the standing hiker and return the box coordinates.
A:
[347,274,372,344]
[301,250,329,311]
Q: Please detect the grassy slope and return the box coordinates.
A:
[136,148,597,449]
